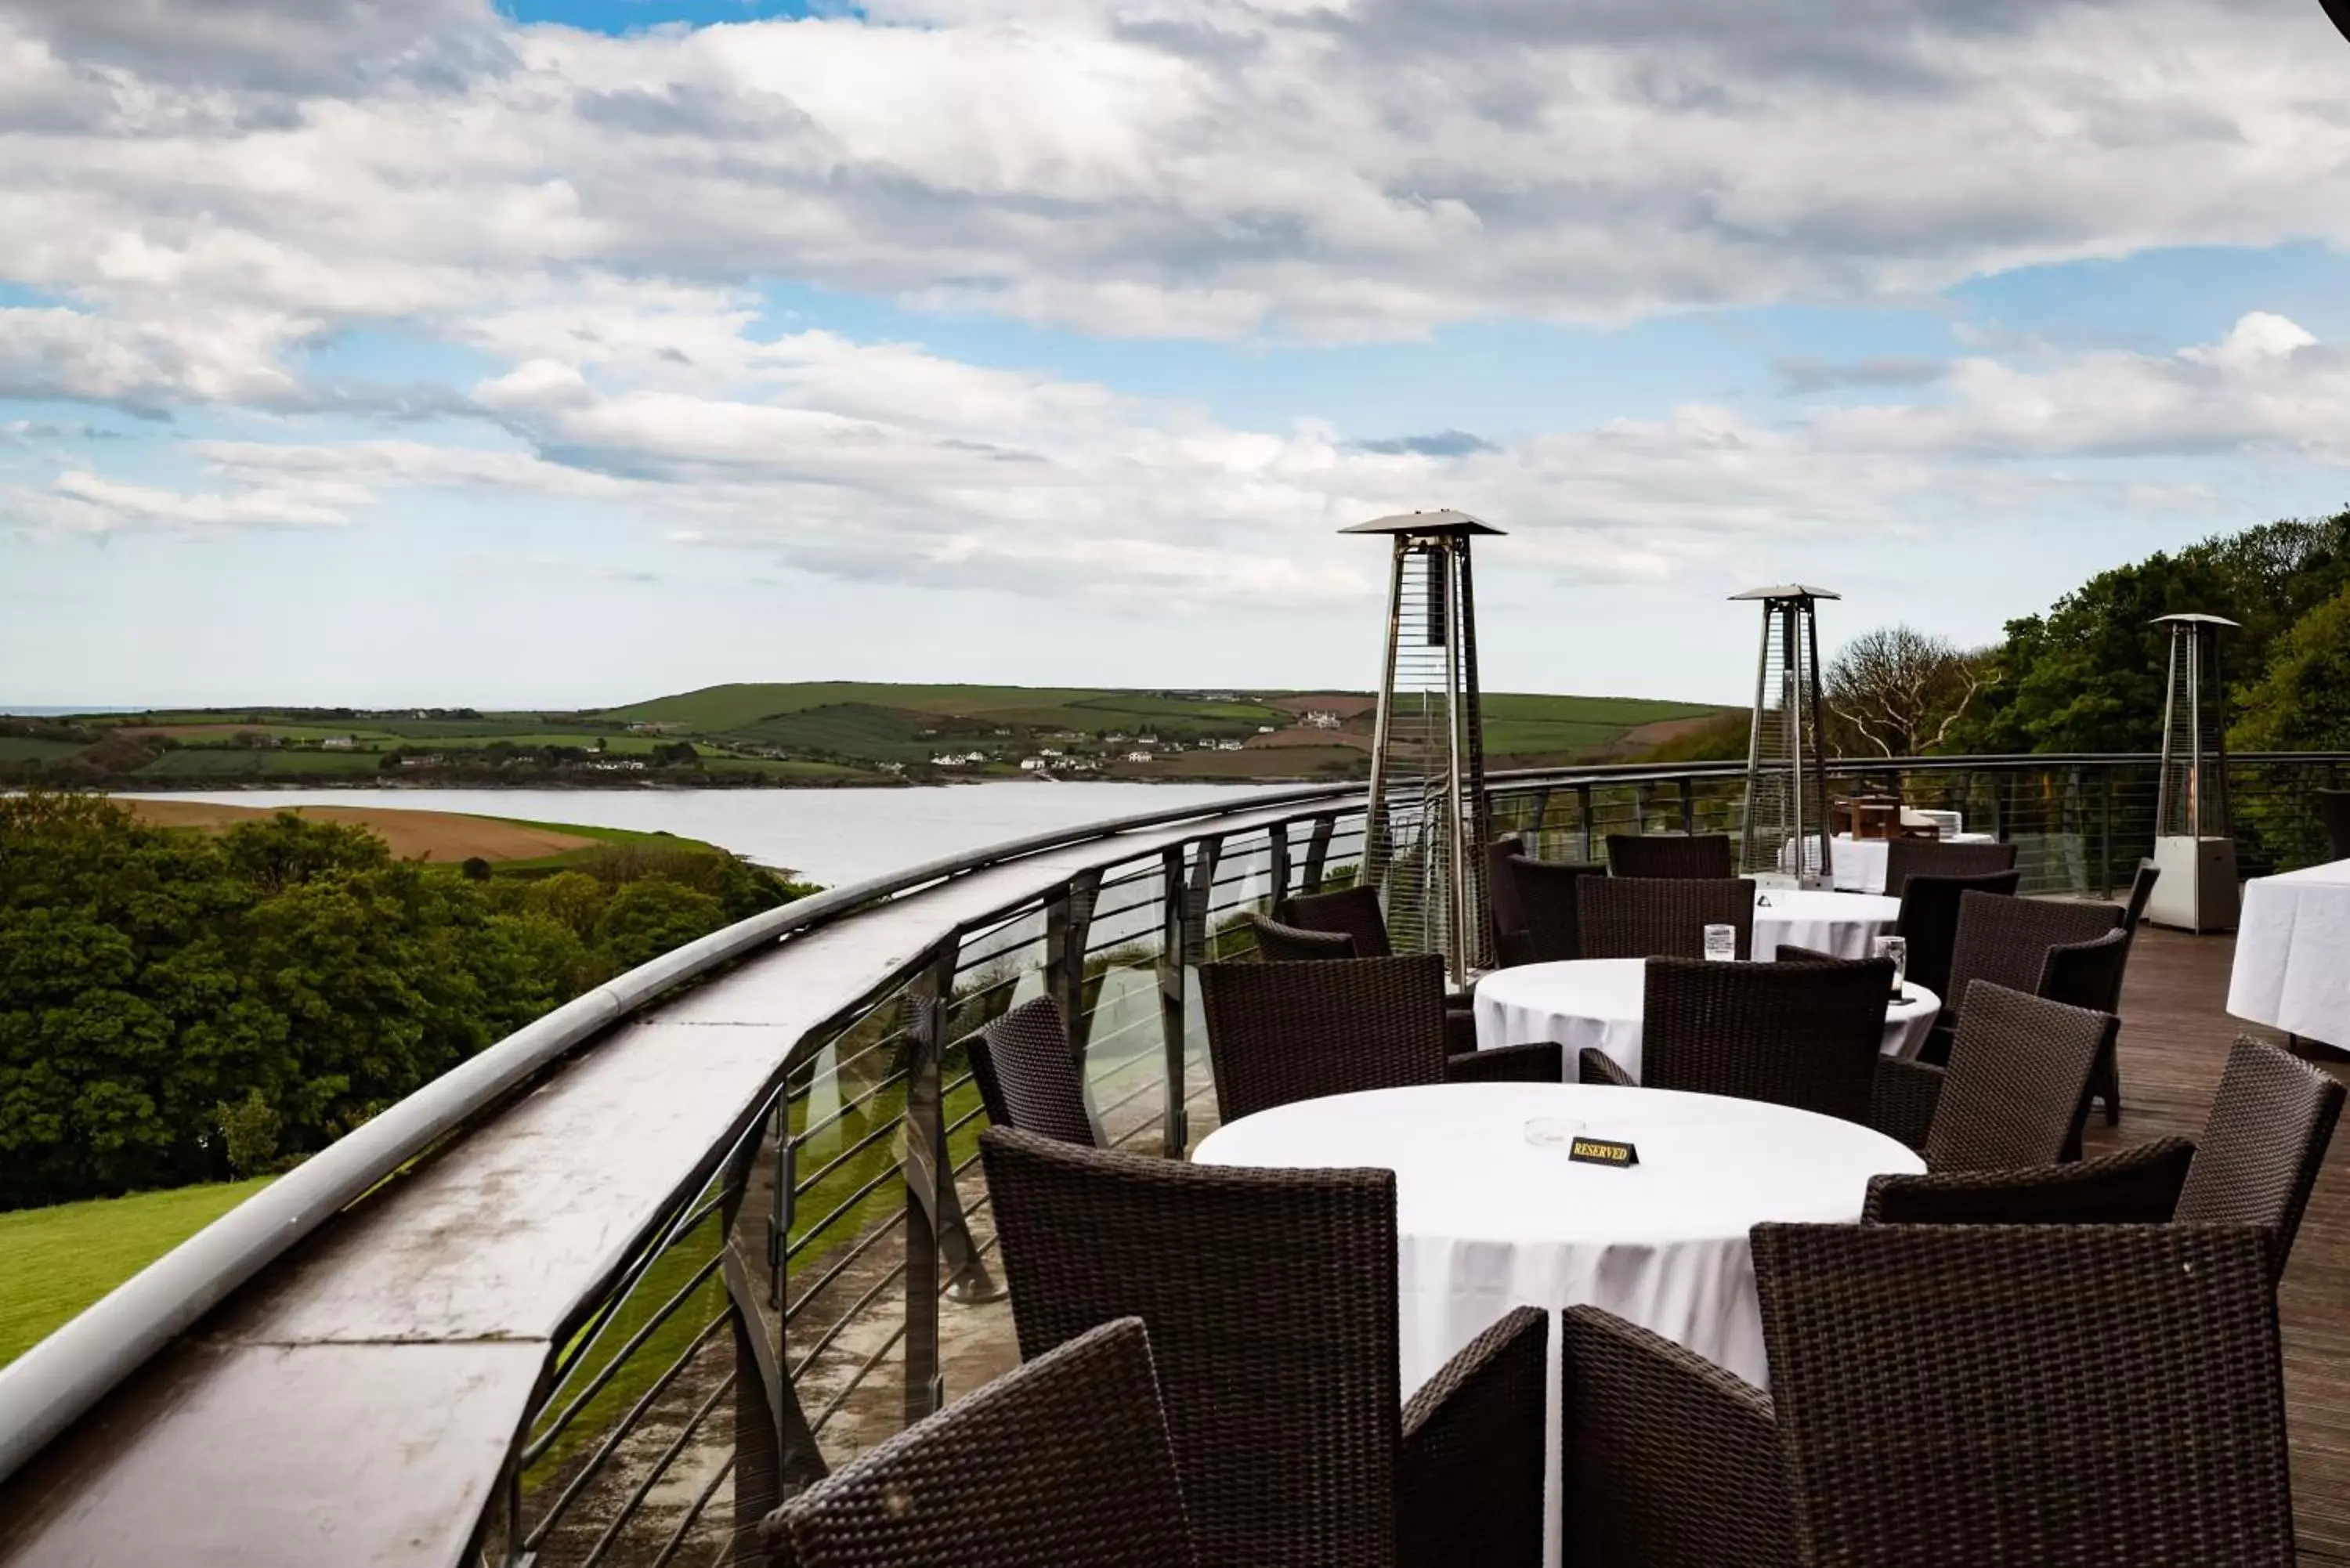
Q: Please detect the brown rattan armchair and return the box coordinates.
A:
[1889,869,2021,1003]
[2177,1035,2346,1281]
[1484,833,1532,967]
[1577,876,1754,962]
[1752,1222,2296,1566]
[979,1129,1549,1568]
[758,1317,1198,1568]
[1867,981,2115,1168]
[1920,889,2120,1060]
[2037,926,2132,1148]
[1861,1136,2196,1225]
[1246,911,1357,963]
[1606,832,1734,880]
[1506,854,1606,964]
[1560,1306,1795,1568]
[1591,956,1893,1125]
[1881,836,2018,897]
[1275,885,1393,957]
[1200,953,1561,1122]
[971,995,1097,1147]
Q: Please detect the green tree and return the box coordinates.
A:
[2232,584,2350,751]
[592,880,728,974]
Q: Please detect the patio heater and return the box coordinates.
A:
[1347,509,1499,986]
[2146,612,2241,933]
[1734,584,1838,888]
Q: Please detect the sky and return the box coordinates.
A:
[5,1,2350,709]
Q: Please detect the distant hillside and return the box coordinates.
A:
[5,684,1731,789]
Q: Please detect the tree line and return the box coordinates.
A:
[0,794,802,1211]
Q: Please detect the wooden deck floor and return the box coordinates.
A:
[2094,926,2350,1564]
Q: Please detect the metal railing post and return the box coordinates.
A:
[1045,869,1102,1057]
[1679,777,1696,835]
[902,945,957,1424]
[1302,815,1333,894]
[1158,847,1190,1156]
[1577,783,1593,861]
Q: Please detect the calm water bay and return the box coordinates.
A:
[114,781,1296,887]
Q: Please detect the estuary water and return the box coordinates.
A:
[112,781,1297,887]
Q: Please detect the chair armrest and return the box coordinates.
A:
[1446,1041,1564,1085]
[1870,1057,1944,1151]
[1863,1136,2196,1224]
[1444,1006,1478,1057]
[1401,1306,1548,1568]
[1579,1047,1636,1087]
[1560,1306,1795,1567]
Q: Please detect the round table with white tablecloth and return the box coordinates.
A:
[1194,1082,1922,1568]
[1750,886,1900,959]
[1474,957,1942,1071]
[2229,858,2350,1049]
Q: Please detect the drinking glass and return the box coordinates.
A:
[1703,923,1737,963]
[1874,934,1908,995]
[1524,1116,1585,1149]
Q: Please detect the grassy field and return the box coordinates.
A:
[0,737,85,762]
[0,1178,273,1367]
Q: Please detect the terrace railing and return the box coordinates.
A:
[0,751,2344,1565]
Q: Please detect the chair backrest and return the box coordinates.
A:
[1891,870,2022,998]
[1640,956,1893,1124]
[1578,877,1754,962]
[2121,858,2160,933]
[974,996,1097,1147]
[1925,982,2115,1172]
[1753,1222,2295,1568]
[1198,953,1448,1124]
[1246,911,1357,963]
[1881,837,2019,896]
[2315,787,2350,863]
[1862,1136,2196,1225]
[2176,1036,2347,1280]
[1560,1306,1796,1568]
[1606,832,1734,880]
[1943,891,2121,1017]
[760,1317,1198,1568]
[1507,854,1606,964]
[1485,833,1530,963]
[2035,926,2131,1016]
[978,1129,1403,1568]
[1274,885,1392,959]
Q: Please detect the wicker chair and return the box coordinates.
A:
[1200,953,1560,1122]
[758,1317,1197,1568]
[1868,982,2115,1169]
[979,1130,1549,1568]
[1606,832,1734,880]
[2037,927,2132,1147]
[2120,857,2160,933]
[1577,876,1754,962]
[1770,944,1838,964]
[2316,787,2350,862]
[1921,889,2120,1060]
[2176,1036,2347,1281]
[1560,1306,1795,1568]
[1861,1136,2196,1225]
[1588,956,1892,1125]
[1506,854,1606,964]
[1752,1222,2296,1567]
[1889,869,2021,1005]
[971,996,1097,1147]
[1881,836,2019,897]
[1275,886,1393,958]
[1484,833,1532,967]
[1247,911,1357,963]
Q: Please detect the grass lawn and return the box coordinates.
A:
[0,1177,273,1367]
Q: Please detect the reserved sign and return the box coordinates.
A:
[1568,1136,1640,1169]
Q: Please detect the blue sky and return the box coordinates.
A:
[5,0,2350,707]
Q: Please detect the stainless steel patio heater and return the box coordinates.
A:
[2147,612,2241,933]
[1348,509,1499,986]
[1734,584,1838,887]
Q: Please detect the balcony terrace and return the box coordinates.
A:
[0,753,2345,1565]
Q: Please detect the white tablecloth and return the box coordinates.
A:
[1752,887,1900,959]
[1474,958,1942,1071]
[1195,1082,1922,1566]
[1827,832,2001,894]
[2229,858,2350,1048]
